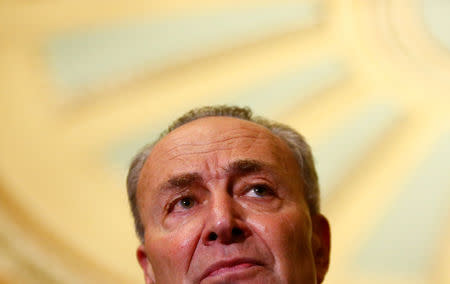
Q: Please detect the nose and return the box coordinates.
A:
[202,192,250,245]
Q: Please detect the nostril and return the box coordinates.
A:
[208,232,218,241]
[206,228,245,243]
[232,227,243,237]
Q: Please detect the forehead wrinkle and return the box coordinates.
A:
[166,147,233,163]
[146,117,298,184]
[235,130,292,172]
[165,133,262,152]
[160,121,263,147]
[160,135,270,162]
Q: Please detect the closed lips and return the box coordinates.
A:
[201,258,263,280]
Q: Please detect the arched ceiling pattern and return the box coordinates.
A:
[0,0,449,283]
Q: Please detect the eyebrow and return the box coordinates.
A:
[162,173,203,191]
[157,159,269,192]
[225,159,266,177]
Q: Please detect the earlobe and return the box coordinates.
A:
[311,214,331,284]
[137,245,156,284]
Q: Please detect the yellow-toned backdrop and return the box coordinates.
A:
[0,0,449,283]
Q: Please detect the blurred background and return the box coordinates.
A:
[0,0,449,283]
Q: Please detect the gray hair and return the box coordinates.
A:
[127,105,320,242]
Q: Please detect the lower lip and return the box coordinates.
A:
[208,263,256,278]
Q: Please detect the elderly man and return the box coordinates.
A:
[126,105,331,284]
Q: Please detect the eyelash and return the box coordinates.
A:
[167,194,197,213]
[243,184,276,198]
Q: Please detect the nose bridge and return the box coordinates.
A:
[209,189,235,229]
[202,185,247,245]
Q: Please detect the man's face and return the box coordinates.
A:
[136,117,330,284]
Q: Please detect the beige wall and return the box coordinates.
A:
[0,0,449,283]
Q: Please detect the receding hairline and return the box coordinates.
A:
[136,116,301,196]
[152,115,282,148]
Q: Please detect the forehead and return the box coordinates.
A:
[137,117,299,192]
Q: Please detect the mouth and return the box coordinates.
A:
[200,258,264,281]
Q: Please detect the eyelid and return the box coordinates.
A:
[166,194,197,213]
[242,183,277,197]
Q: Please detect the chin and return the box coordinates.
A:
[198,266,281,284]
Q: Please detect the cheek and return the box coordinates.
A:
[250,206,313,267]
[279,211,313,257]
[145,216,204,279]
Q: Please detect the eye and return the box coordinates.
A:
[245,184,274,198]
[169,196,197,213]
[179,197,195,209]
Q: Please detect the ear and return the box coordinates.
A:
[137,244,156,284]
[311,214,331,284]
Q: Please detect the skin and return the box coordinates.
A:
[136,116,330,284]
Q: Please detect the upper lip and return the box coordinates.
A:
[200,258,263,280]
